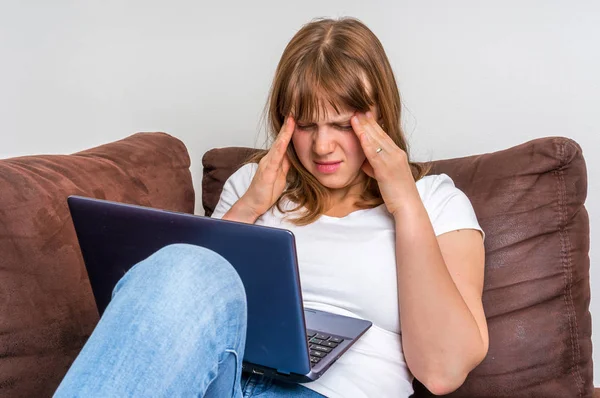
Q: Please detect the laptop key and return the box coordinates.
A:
[307,331,317,338]
[310,350,326,358]
[310,357,321,364]
[321,341,338,348]
[329,337,344,343]
[315,333,330,340]
[310,338,324,345]
[313,345,332,353]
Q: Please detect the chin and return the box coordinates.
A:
[316,179,347,190]
[312,173,358,190]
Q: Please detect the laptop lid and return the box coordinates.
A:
[67,196,311,376]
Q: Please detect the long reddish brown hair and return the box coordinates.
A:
[248,17,430,225]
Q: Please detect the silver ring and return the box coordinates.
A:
[375,147,383,154]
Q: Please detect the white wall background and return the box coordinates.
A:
[1,0,598,385]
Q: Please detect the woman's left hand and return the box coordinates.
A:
[351,111,420,217]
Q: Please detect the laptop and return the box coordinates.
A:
[67,195,372,383]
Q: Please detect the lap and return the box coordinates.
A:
[241,373,326,397]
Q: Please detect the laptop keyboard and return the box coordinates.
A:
[306,330,345,367]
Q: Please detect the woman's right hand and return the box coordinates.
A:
[235,115,296,220]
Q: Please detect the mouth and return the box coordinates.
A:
[314,160,342,174]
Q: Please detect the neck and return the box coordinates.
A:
[325,172,369,209]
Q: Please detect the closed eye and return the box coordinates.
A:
[296,125,353,131]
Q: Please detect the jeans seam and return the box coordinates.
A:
[201,349,241,398]
[224,349,241,398]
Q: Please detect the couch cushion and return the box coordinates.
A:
[202,137,592,397]
[0,133,194,397]
[202,146,259,216]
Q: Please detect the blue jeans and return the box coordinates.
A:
[54,244,325,397]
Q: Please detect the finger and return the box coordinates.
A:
[361,159,375,178]
[265,115,295,169]
[275,114,296,146]
[268,115,295,164]
[280,153,291,175]
[359,113,397,158]
[274,155,290,189]
[351,114,383,161]
[364,111,393,145]
[352,113,382,144]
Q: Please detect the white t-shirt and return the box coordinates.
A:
[211,163,485,398]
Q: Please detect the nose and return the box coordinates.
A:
[312,129,335,156]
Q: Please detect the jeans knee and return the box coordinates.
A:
[114,243,246,315]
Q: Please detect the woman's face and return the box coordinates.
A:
[291,103,377,191]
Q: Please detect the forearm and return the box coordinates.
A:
[394,196,485,390]
[221,197,260,224]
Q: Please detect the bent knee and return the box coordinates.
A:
[155,244,243,288]
[118,243,246,304]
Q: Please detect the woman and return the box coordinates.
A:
[55,17,487,398]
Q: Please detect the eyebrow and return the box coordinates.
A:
[297,116,354,125]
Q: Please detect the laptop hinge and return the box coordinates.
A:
[244,362,295,378]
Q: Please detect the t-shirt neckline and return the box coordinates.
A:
[317,203,386,222]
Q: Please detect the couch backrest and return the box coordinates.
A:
[0,133,195,397]
[202,137,592,397]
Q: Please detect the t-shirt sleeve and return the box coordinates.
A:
[210,163,258,219]
[422,174,485,242]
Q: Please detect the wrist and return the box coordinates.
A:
[390,192,424,221]
[222,197,261,224]
[239,195,264,219]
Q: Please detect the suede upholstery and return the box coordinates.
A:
[202,137,593,397]
[0,133,194,397]
[0,133,593,397]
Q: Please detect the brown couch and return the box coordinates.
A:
[0,132,594,397]
[202,137,594,397]
[0,133,194,397]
